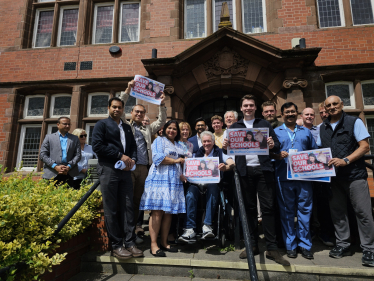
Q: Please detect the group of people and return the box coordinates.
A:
[39,81,374,267]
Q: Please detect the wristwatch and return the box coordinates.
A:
[343,157,350,165]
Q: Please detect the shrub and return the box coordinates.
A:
[0,167,102,280]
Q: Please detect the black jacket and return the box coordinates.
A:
[92,117,137,167]
[224,118,280,176]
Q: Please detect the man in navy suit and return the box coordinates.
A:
[92,97,143,260]
[188,117,206,155]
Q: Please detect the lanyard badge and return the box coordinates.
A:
[283,124,297,149]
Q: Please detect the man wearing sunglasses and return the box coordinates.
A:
[120,80,167,240]
[40,116,81,187]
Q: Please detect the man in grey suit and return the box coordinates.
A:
[40,117,81,187]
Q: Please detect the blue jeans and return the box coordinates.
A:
[185,183,219,229]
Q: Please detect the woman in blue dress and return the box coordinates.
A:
[140,120,186,257]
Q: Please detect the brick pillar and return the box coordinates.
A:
[70,86,82,132]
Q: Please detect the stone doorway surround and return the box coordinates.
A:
[141,27,321,122]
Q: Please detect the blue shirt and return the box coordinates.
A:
[51,132,71,169]
[274,125,318,181]
[316,119,370,147]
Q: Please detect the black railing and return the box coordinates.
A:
[0,180,101,280]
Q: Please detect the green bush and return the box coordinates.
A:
[0,167,102,280]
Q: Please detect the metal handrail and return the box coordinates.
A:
[233,167,259,281]
[0,179,100,280]
[364,155,374,160]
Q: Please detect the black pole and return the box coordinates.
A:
[233,168,259,281]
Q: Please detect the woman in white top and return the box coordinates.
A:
[71,128,97,189]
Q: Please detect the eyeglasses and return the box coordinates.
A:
[134,110,145,115]
[80,134,87,138]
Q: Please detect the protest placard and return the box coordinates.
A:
[227,128,269,155]
[287,161,331,182]
[130,75,165,105]
[287,148,335,180]
[184,157,220,184]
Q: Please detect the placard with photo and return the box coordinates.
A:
[183,157,220,184]
[227,128,269,155]
[130,75,165,105]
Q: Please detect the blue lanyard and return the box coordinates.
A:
[283,124,297,148]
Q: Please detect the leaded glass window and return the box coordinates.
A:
[53,96,71,116]
[125,96,136,114]
[89,94,109,116]
[34,10,54,48]
[366,118,374,153]
[362,82,374,106]
[59,8,79,46]
[214,0,234,31]
[351,0,374,25]
[317,0,343,28]
[26,97,45,118]
[185,0,206,39]
[326,82,354,108]
[94,5,114,44]
[120,3,140,42]
[87,125,95,145]
[242,0,264,33]
[20,126,42,168]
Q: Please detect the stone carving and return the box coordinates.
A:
[203,47,249,78]
[164,86,174,95]
[283,77,308,89]
[218,2,232,29]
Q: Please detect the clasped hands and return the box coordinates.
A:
[54,165,70,175]
[121,154,136,171]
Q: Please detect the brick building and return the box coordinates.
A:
[0,0,374,191]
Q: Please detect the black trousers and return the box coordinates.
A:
[99,164,136,249]
[53,174,74,187]
[239,166,278,251]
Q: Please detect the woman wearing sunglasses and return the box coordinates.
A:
[71,128,97,189]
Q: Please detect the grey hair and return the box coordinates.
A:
[324,95,342,106]
[200,131,215,143]
[224,110,238,120]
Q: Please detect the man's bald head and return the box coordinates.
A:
[301,107,315,128]
[324,95,344,118]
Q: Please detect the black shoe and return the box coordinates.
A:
[239,246,259,259]
[299,247,314,259]
[362,250,374,267]
[329,246,352,259]
[150,249,166,257]
[286,249,297,259]
[160,245,178,252]
[266,250,291,266]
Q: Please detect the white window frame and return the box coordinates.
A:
[85,123,96,145]
[50,94,72,118]
[241,0,267,34]
[92,2,115,44]
[316,0,345,29]
[87,92,110,117]
[119,1,141,42]
[23,95,45,119]
[32,8,55,48]
[16,124,42,171]
[47,124,58,135]
[57,5,80,47]
[184,0,207,39]
[350,0,374,26]
[212,0,236,32]
[325,81,355,109]
[115,92,137,118]
[361,80,374,108]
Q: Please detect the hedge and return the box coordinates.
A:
[0,167,102,280]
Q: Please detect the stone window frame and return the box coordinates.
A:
[361,80,374,109]
[49,93,72,118]
[325,81,355,109]
[23,95,46,119]
[316,0,346,29]
[87,92,110,117]
[57,5,80,47]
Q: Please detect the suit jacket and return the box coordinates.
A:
[92,117,137,167]
[39,132,81,179]
[188,134,200,154]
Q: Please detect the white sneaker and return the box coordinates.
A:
[135,236,143,244]
[202,224,214,239]
[178,228,196,243]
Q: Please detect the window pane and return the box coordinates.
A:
[317,0,342,28]
[27,97,45,117]
[326,84,351,106]
[363,83,374,106]
[60,8,79,46]
[35,10,54,47]
[121,3,140,42]
[22,127,42,168]
[125,96,136,114]
[88,125,95,145]
[185,0,205,38]
[367,119,374,152]
[214,0,233,31]
[351,0,374,25]
[53,96,71,116]
[51,126,58,133]
[95,5,114,44]
[242,0,264,33]
[91,95,109,114]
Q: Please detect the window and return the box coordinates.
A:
[85,123,96,145]
[87,93,110,116]
[120,2,140,42]
[16,125,42,171]
[93,3,114,44]
[185,0,206,39]
[362,80,374,108]
[115,92,137,115]
[325,82,355,109]
[351,0,374,25]
[33,9,54,48]
[50,94,72,118]
[316,0,345,28]
[213,0,235,31]
[24,95,45,119]
[242,0,266,33]
[366,117,374,153]
[47,124,58,134]
[57,6,79,46]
